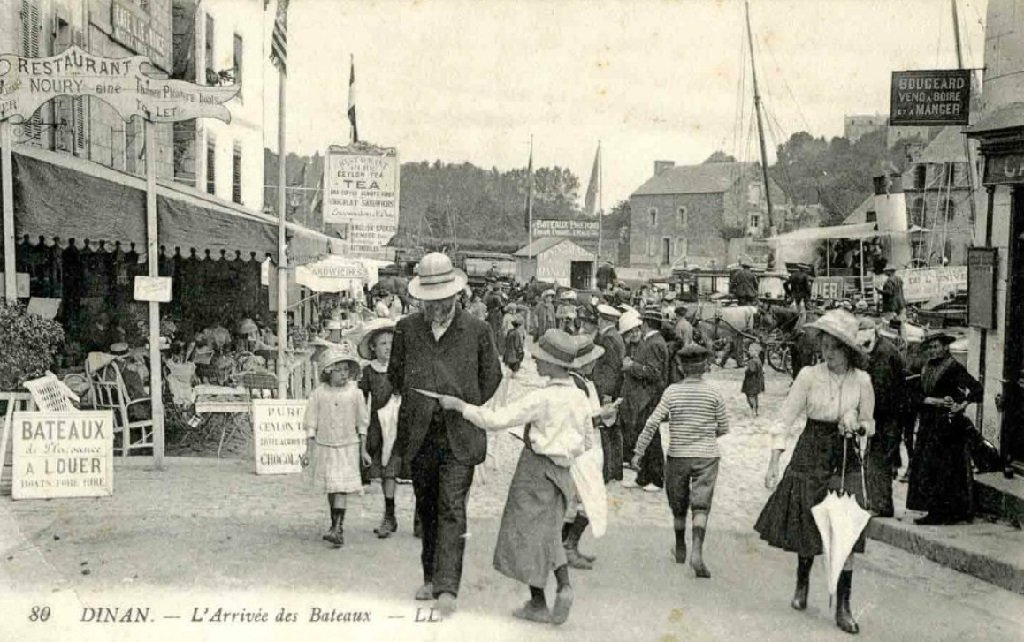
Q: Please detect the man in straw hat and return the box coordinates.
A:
[388,252,502,617]
[620,304,669,491]
[438,329,602,625]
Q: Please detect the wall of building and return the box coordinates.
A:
[536,242,594,287]
[190,0,265,211]
[902,162,975,264]
[981,0,1024,111]
[844,114,887,143]
[628,192,725,269]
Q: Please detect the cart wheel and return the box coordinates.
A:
[767,344,792,374]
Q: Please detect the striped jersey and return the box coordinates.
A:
[634,378,729,458]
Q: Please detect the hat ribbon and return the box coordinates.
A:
[419,268,457,285]
[537,335,593,363]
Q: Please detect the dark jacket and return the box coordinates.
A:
[882,275,906,313]
[619,330,669,428]
[592,325,625,400]
[729,268,759,300]
[865,336,908,423]
[388,310,503,469]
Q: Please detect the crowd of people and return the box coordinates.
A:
[292,251,985,635]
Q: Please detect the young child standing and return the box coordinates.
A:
[358,319,400,539]
[742,342,765,416]
[304,344,370,548]
[632,344,728,578]
[438,329,602,625]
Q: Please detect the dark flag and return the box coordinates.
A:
[523,144,533,232]
[269,0,288,74]
[348,55,358,143]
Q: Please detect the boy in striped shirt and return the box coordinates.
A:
[631,344,728,579]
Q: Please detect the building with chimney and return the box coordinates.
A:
[627,160,785,269]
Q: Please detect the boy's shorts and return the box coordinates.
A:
[665,456,720,515]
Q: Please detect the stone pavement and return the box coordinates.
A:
[0,352,1022,641]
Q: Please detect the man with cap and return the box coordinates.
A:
[388,252,503,617]
[583,304,625,482]
[729,259,759,307]
[857,317,908,518]
[880,266,906,320]
[619,304,669,491]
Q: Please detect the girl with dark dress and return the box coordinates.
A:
[906,330,983,525]
[755,310,875,635]
[358,319,400,538]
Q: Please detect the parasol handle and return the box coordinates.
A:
[840,438,847,493]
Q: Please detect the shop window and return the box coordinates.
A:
[941,198,957,222]
[661,237,671,266]
[748,183,761,205]
[748,212,760,231]
[912,165,926,189]
[206,136,216,195]
[676,237,687,257]
[648,207,657,228]
[678,206,687,226]
[910,197,927,227]
[232,142,242,204]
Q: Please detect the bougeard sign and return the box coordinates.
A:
[12,411,114,499]
[890,69,971,126]
[323,144,399,260]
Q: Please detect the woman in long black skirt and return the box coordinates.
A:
[754,309,876,635]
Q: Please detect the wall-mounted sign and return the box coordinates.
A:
[968,247,998,329]
[134,275,172,302]
[12,411,114,499]
[295,256,366,293]
[111,0,171,72]
[252,400,308,475]
[323,143,399,260]
[0,46,238,124]
[898,265,967,303]
[532,218,601,241]
[982,153,1024,186]
[890,69,971,126]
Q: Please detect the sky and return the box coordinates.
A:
[261,0,988,209]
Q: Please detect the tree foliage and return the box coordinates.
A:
[0,303,65,391]
[393,162,583,252]
[768,128,922,226]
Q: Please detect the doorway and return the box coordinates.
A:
[1002,186,1024,467]
[570,261,592,290]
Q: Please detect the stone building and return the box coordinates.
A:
[627,160,785,269]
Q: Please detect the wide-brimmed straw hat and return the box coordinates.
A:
[320,343,361,371]
[357,318,396,360]
[597,304,621,321]
[641,304,663,324]
[921,329,957,346]
[618,309,642,334]
[408,253,468,301]
[533,329,605,369]
[803,309,865,356]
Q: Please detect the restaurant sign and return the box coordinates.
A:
[890,69,971,126]
[323,143,399,260]
[252,400,308,475]
[12,411,114,499]
[532,218,600,241]
[0,46,238,123]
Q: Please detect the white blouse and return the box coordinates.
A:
[770,362,875,451]
[461,379,591,467]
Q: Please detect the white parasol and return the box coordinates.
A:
[810,438,871,598]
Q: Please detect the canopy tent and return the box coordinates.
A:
[766,222,879,243]
[6,144,339,261]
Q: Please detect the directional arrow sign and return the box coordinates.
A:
[0,45,238,124]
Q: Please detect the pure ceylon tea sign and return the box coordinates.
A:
[12,411,114,499]
[323,143,399,260]
[252,400,308,475]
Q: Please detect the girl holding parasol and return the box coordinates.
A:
[755,309,875,635]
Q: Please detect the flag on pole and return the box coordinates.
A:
[523,143,533,232]
[348,55,358,143]
[269,0,288,74]
[584,143,601,216]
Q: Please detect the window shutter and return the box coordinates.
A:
[21,0,43,143]
[232,143,242,204]
[206,137,216,195]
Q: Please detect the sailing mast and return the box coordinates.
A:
[744,0,776,237]
[951,0,978,235]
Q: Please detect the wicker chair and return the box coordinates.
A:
[23,372,80,412]
[87,361,154,457]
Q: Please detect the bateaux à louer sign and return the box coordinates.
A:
[0,46,237,124]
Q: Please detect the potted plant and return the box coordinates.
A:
[0,302,65,398]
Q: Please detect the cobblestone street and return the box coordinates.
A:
[1,353,1022,642]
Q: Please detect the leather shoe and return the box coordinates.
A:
[512,601,551,623]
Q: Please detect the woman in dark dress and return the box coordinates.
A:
[906,331,983,525]
[358,319,400,538]
[755,310,875,635]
